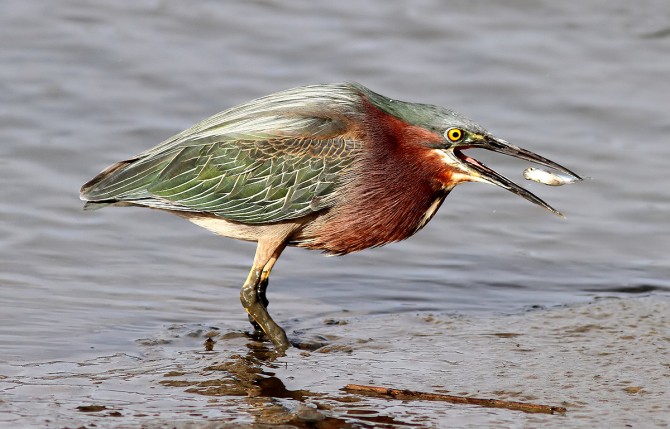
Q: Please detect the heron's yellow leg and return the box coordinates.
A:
[240,239,288,350]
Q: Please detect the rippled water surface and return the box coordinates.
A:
[1,1,669,427]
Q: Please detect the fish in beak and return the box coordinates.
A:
[448,135,582,217]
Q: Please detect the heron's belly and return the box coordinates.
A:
[174,211,306,243]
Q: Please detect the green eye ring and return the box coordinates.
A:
[446,128,464,142]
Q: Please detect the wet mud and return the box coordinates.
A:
[1,297,668,428]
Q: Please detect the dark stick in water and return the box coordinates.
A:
[343,384,567,415]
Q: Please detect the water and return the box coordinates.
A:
[1,1,669,427]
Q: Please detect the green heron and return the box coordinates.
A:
[80,83,580,351]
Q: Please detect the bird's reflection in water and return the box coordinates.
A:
[180,334,414,428]
[193,338,333,427]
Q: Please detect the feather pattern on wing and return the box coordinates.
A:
[80,83,366,224]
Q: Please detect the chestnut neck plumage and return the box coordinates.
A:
[298,94,456,255]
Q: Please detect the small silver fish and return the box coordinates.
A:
[523,167,578,186]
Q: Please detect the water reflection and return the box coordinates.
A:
[162,332,417,428]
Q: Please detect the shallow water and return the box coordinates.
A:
[1,1,669,427]
[2,298,668,428]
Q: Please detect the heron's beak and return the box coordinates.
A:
[449,136,581,217]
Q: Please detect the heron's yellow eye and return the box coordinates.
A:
[446,128,464,142]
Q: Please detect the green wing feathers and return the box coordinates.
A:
[81,137,360,224]
[81,83,365,224]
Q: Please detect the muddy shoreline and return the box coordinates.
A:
[1,296,667,428]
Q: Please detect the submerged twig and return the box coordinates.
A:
[343,384,566,415]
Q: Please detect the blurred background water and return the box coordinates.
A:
[1,1,669,426]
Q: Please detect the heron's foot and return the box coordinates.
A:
[246,311,289,350]
[248,314,265,336]
[246,277,271,336]
[241,272,290,351]
[263,320,290,351]
[244,314,289,350]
